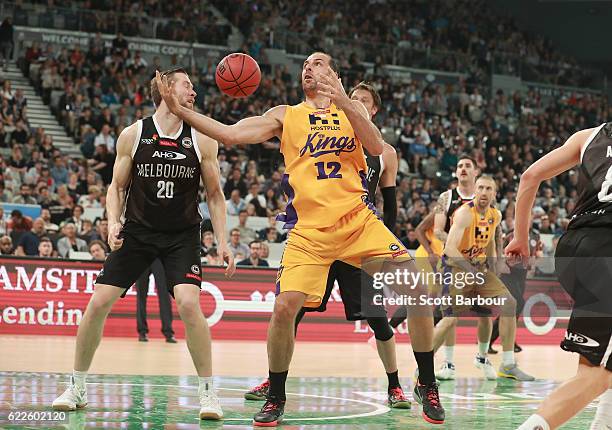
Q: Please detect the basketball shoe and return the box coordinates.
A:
[437,361,456,380]
[474,355,497,380]
[245,379,270,400]
[253,396,285,427]
[388,386,411,409]
[199,388,223,420]
[52,378,87,411]
[498,363,535,381]
[413,380,445,424]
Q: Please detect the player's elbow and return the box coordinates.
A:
[519,167,541,187]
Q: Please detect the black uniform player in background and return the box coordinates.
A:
[52,68,235,421]
[509,123,612,430]
[244,82,412,409]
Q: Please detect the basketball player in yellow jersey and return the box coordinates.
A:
[156,52,444,426]
[438,176,534,381]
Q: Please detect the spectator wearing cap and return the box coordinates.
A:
[57,222,88,258]
[15,217,47,256]
[237,240,269,267]
[12,184,37,205]
[37,236,54,258]
[0,235,13,255]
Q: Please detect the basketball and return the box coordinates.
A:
[215,53,261,98]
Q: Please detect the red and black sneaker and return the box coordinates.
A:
[253,396,285,427]
[245,379,270,401]
[413,380,445,424]
[388,386,411,409]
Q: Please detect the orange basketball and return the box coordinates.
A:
[215,53,261,98]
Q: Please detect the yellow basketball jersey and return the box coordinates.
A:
[278,102,368,229]
[414,228,444,258]
[455,201,501,261]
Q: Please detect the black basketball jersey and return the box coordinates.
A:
[364,149,383,203]
[570,123,612,228]
[444,188,475,232]
[124,116,202,232]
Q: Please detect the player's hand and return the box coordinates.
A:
[155,70,180,114]
[108,222,124,251]
[316,67,350,109]
[217,243,236,278]
[504,238,529,268]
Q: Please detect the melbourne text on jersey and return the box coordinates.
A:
[136,163,196,179]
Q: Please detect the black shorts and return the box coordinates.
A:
[95,221,202,297]
[555,227,612,369]
[302,260,386,321]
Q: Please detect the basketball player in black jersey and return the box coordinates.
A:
[52,68,235,420]
[509,123,612,430]
[245,82,412,409]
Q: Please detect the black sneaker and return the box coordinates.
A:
[488,345,498,354]
[253,396,285,427]
[388,386,411,409]
[413,380,445,424]
[514,343,522,353]
[245,379,270,401]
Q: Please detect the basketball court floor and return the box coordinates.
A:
[0,335,595,429]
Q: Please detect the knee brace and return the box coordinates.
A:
[367,317,395,341]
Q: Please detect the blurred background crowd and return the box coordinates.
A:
[0,0,609,265]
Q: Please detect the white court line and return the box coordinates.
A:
[86,382,391,422]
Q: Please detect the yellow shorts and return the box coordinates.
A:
[440,266,509,316]
[277,205,411,307]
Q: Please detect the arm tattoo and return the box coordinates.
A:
[433,191,449,214]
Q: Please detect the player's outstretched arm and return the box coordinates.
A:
[433,190,451,242]
[379,143,398,229]
[507,127,594,257]
[156,71,285,145]
[106,122,138,250]
[197,132,236,277]
[443,206,475,272]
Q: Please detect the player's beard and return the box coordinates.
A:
[302,76,317,96]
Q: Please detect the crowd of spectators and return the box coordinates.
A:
[213,0,596,88]
[0,2,609,264]
[11,0,231,45]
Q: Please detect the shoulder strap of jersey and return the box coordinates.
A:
[130,119,143,160]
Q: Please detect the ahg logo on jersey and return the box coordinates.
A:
[299,132,356,158]
[152,150,186,161]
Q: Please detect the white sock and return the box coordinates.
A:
[478,342,489,357]
[591,389,612,428]
[199,376,213,393]
[502,351,515,366]
[518,414,550,430]
[72,370,87,388]
[444,346,455,363]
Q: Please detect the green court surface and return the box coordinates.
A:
[0,372,595,429]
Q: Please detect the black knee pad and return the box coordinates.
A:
[367,317,394,341]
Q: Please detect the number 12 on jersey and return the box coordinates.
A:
[315,161,342,180]
[157,180,174,199]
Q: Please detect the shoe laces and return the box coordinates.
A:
[425,384,441,408]
[389,387,406,400]
[199,390,218,407]
[262,399,281,413]
[253,379,270,392]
